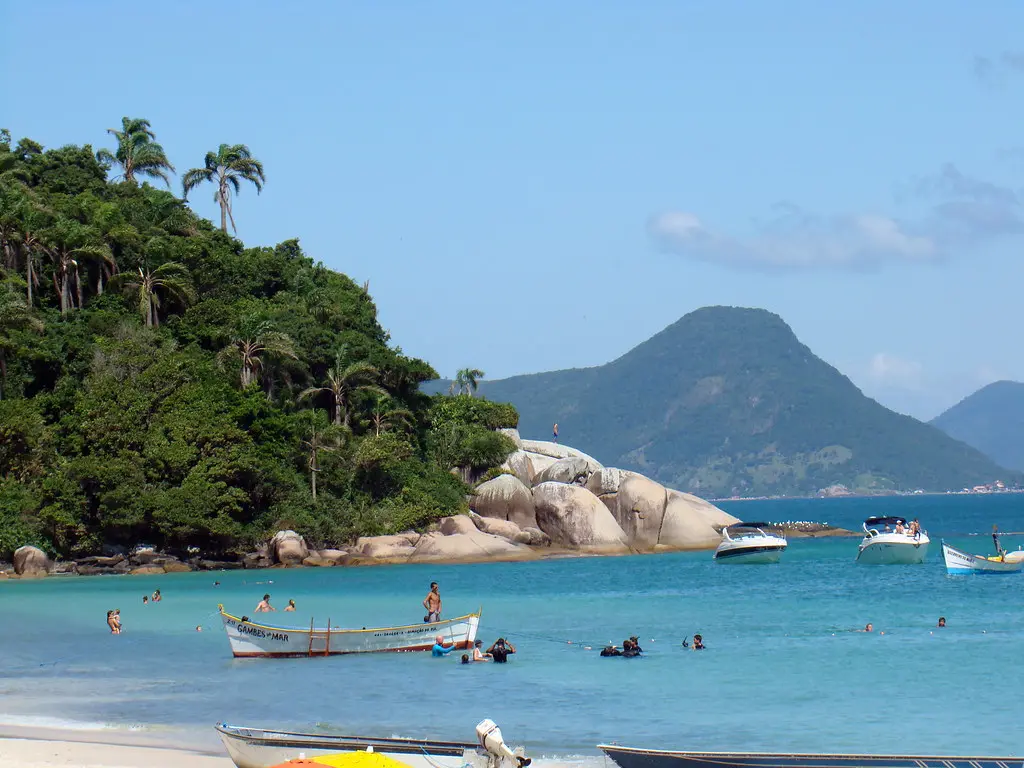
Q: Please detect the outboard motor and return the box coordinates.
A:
[476,719,531,768]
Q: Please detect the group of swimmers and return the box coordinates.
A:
[141,589,162,605]
[254,594,296,612]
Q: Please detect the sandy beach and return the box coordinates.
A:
[0,725,231,768]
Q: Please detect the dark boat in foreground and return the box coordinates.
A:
[599,744,1024,768]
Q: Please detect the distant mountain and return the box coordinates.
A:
[429,307,1016,497]
[931,381,1024,472]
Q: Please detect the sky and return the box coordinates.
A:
[4,1,1024,421]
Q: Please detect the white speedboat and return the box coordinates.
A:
[714,522,787,563]
[856,516,929,564]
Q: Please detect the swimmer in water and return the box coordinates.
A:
[937,617,946,628]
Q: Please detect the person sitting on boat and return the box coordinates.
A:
[487,638,515,663]
[600,645,622,657]
[895,520,906,535]
[431,635,456,657]
[472,639,491,662]
[255,594,275,612]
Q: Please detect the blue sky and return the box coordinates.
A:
[5,1,1024,420]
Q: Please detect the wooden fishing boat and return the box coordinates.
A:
[599,744,1024,768]
[217,720,529,768]
[218,605,481,658]
[941,541,1023,574]
[217,723,480,768]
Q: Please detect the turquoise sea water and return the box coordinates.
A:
[2,494,1023,758]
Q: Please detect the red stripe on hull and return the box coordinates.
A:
[232,640,472,658]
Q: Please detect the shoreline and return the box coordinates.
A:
[0,526,856,580]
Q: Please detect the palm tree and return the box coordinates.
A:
[96,117,175,186]
[111,262,196,328]
[217,315,297,388]
[367,395,414,437]
[0,279,43,399]
[300,410,347,501]
[181,144,265,233]
[44,221,113,315]
[449,367,485,396]
[300,354,385,428]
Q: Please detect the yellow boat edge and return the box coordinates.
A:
[217,604,482,634]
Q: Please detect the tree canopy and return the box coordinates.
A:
[0,124,516,559]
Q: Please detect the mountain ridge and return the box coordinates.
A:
[931,380,1024,472]
[429,306,1015,497]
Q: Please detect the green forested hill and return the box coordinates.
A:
[0,124,515,559]
[931,381,1024,471]
[432,307,1015,497]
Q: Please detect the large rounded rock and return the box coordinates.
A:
[13,546,50,577]
[532,456,601,487]
[613,475,669,550]
[659,493,725,549]
[666,490,740,529]
[532,482,628,550]
[317,549,348,564]
[500,451,535,486]
[471,474,537,529]
[521,440,602,467]
[524,452,559,477]
[439,515,477,536]
[586,467,641,497]
[471,512,522,541]
[355,535,417,560]
[269,530,310,566]
[514,527,551,547]
[498,428,523,449]
[410,531,533,562]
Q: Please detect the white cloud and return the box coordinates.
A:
[650,165,1024,270]
[865,353,924,391]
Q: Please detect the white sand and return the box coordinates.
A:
[0,737,233,768]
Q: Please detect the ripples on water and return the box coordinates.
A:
[1,494,1022,756]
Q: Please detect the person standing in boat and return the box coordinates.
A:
[423,582,442,622]
[993,525,1005,559]
[255,594,275,612]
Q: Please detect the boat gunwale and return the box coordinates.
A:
[215,722,478,750]
[598,745,1024,761]
[219,609,481,635]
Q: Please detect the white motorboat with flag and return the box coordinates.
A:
[714,522,787,563]
[218,605,480,658]
[217,719,530,768]
[856,516,929,564]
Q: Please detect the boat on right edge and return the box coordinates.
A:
[599,744,1024,768]
[941,540,1024,574]
[855,516,929,564]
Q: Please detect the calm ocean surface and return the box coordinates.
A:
[2,494,1023,758]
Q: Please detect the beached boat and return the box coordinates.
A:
[599,744,1024,768]
[941,540,1024,574]
[855,516,929,564]
[217,720,530,768]
[714,522,787,563]
[218,606,480,658]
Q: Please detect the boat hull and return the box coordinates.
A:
[714,544,786,564]
[217,724,483,768]
[942,542,1023,574]
[599,745,1024,768]
[856,536,929,564]
[220,610,480,658]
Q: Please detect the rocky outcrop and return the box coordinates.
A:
[470,512,522,541]
[666,490,740,530]
[658,492,725,549]
[317,549,348,564]
[13,546,50,577]
[585,467,640,497]
[523,452,559,478]
[613,474,669,550]
[521,440,602,467]
[514,526,551,547]
[533,482,629,550]
[270,530,310,566]
[500,451,535,486]
[355,535,417,560]
[410,530,532,562]
[438,515,477,536]
[470,474,537,529]
[498,428,523,449]
[532,456,601,487]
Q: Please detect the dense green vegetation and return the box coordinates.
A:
[931,381,1024,472]
[0,123,517,560]
[430,307,1018,497]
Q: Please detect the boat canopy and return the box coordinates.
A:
[727,522,777,530]
[864,516,907,527]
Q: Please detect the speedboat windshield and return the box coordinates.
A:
[725,522,778,537]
